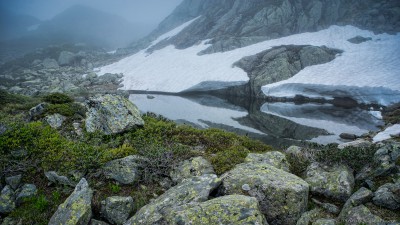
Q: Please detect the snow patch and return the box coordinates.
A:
[373,124,400,143]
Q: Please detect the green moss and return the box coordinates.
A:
[108,183,122,194]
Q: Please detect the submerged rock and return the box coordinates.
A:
[125,174,221,225]
[305,162,354,202]
[222,162,309,225]
[103,155,140,185]
[48,178,93,225]
[169,156,215,184]
[85,94,144,134]
[164,195,268,225]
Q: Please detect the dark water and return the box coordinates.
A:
[129,93,383,148]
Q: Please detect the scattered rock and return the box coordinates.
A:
[347,36,373,44]
[58,51,77,66]
[338,187,374,221]
[296,208,326,225]
[101,196,134,225]
[29,103,49,120]
[305,162,354,202]
[42,58,59,69]
[103,155,140,185]
[45,113,66,129]
[85,94,144,134]
[244,151,290,172]
[312,198,340,215]
[124,174,221,225]
[90,219,109,225]
[0,186,16,214]
[372,182,400,210]
[222,162,309,225]
[313,219,336,225]
[5,175,22,190]
[45,171,75,187]
[169,156,215,184]
[337,139,372,150]
[15,184,37,205]
[164,195,268,225]
[338,205,383,225]
[48,178,93,225]
[339,133,358,140]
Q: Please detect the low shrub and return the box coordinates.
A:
[42,92,73,104]
[209,145,250,175]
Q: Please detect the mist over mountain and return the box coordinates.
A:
[0,9,41,41]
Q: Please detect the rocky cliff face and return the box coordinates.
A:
[130,0,400,54]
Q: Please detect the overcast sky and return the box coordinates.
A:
[0,0,183,25]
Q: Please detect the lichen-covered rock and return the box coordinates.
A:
[305,162,354,202]
[338,205,383,225]
[124,174,221,225]
[244,151,290,172]
[90,219,109,225]
[45,113,66,129]
[45,171,75,187]
[338,187,374,221]
[296,208,325,225]
[103,155,139,185]
[29,103,49,120]
[312,219,336,225]
[164,195,268,225]
[0,185,16,214]
[48,178,93,225]
[5,175,22,190]
[169,156,215,184]
[311,198,340,215]
[85,94,144,134]
[372,182,400,210]
[101,196,134,225]
[15,184,37,205]
[222,162,309,225]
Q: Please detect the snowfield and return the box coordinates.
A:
[99,18,400,105]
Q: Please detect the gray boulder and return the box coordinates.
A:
[103,155,140,185]
[313,219,336,225]
[15,184,37,205]
[0,185,16,214]
[101,196,134,225]
[296,208,326,225]
[45,113,66,129]
[244,151,290,172]
[29,103,49,120]
[5,175,22,190]
[339,133,358,140]
[164,195,268,225]
[222,162,309,225]
[372,182,400,210]
[169,156,215,184]
[48,178,93,225]
[338,187,374,221]
[45,171,75,187]
[85,94,144,135]
[58,51,76,66]
[305,162,354,202]
[311,198,340,215]
[125,174,221,225]
[42,58,59,69]
[90,219,109,225]
[338,205,383,225]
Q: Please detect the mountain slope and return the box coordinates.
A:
[0,9,41,41]
[100,0,400,106]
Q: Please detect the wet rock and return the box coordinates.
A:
[372,182,400,210]
[15,184,37,205]
[222,162,309,225]
[164,195,268,225]
[339,133,358,140]
[103,155,140,185]
[45,171,75,187]
[85,94,144,134]
[48,178,93,225]
[45,113,66,129]
[101,196,134,225]
[244,151,290,172]
[305,162,354,202]
[169,156,215,184]
[0,186,16,214]
[125,174,221,225]
[347,36,373,44]
[5,175,22,190]
[338,205,383,225]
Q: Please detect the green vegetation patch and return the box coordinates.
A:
[43,92,73,104]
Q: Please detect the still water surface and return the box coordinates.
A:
[129,94,383,148]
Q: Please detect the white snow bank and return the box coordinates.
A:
[100,24,400,105]
[373,124,400,143]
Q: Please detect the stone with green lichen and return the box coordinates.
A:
[338,187,373,221]
[296,208,325,225]
[305,162,354,202]
[169,156,215,184]
[0,185,16,214]
[45,113,66,129]
[163,195,268,225]
[338,205,383,225]
[124,174,221,225]
[245,151,290,172]
[85,94,144,135]
[5,175,22,190]
[103,155,140,185]
[101,196,134,225]
[312,219,336,225]
[48,178,93,225]
[15,184,37,205]
[372,182,400,210]
[222,162,309,225]
[90,219,109,225]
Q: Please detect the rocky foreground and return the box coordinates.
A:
[0,92,399,225]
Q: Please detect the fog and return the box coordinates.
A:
[0,0,183,25]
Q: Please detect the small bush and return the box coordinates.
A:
[209,145,250,175]
[109,183,121,193]
[43,93,73,104]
